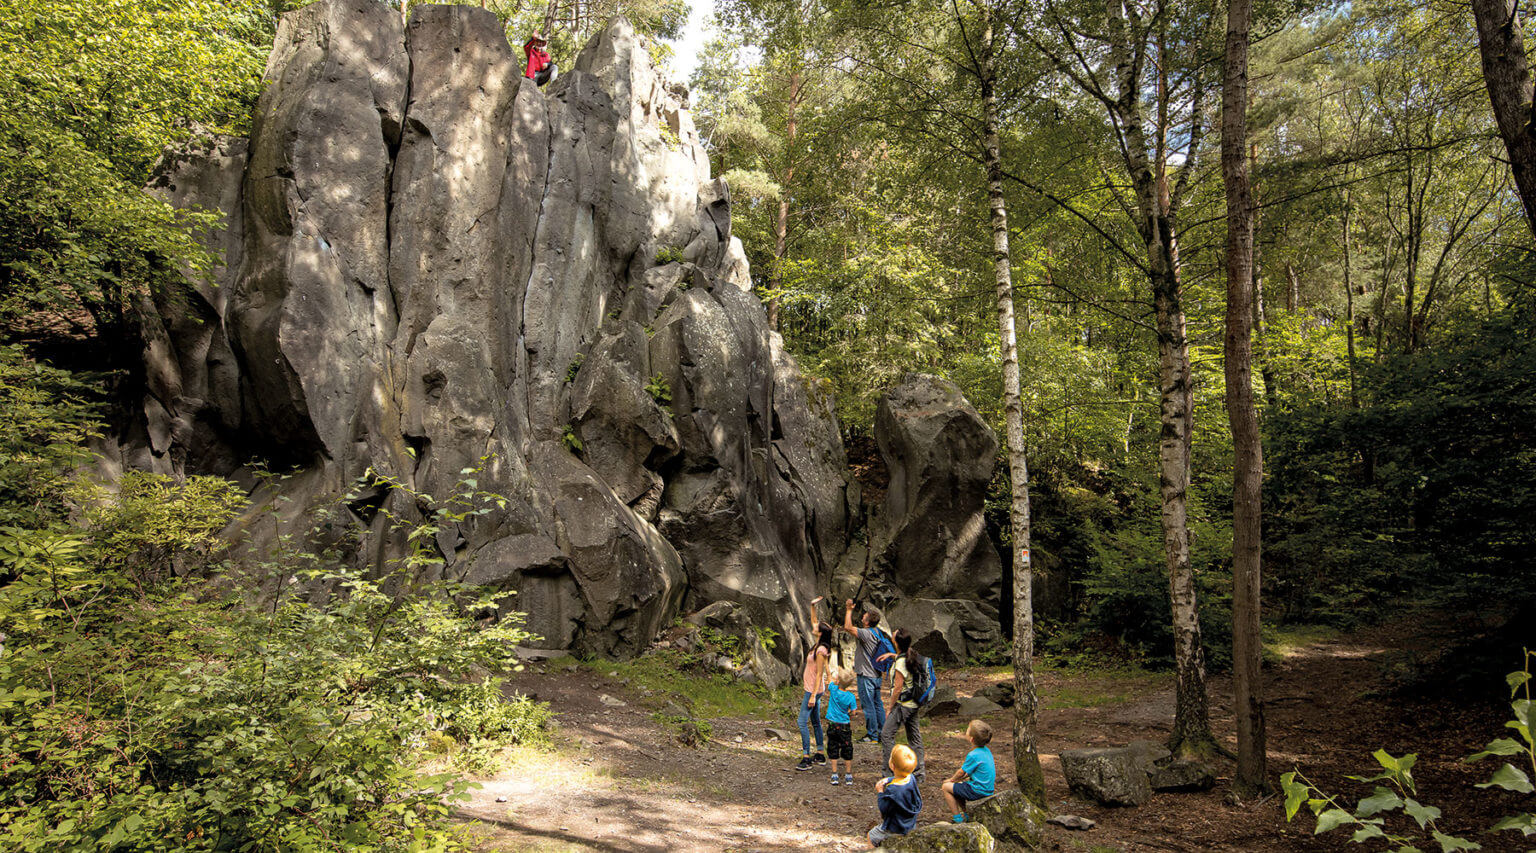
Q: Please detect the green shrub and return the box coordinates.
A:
[1282,652,1536,848]
[654,246,686,265]
[645,373,672,406]
[0,466,548,851]
[561,424,583,454]
[0,345,101,527]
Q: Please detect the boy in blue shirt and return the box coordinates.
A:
[941,720,995,822]
[826,668,860,785]
[869,744,921,846]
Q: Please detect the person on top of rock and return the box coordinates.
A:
[795,596,833,771]
[941,719,996,822]
[523,31,556,86]
[842,599,892,744]
[877,629,927,784]
[868,744,922,847]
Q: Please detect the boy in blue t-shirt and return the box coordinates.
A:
[825,668,860,785]
[869,744,921,846]
[941,719,995,822]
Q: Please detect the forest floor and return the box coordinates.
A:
[453,619,1525,851]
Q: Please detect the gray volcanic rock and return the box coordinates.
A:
[129,1,851,662]
[875,374,1001,601]
[1060,746,1155,807]
[861,374,1003,662]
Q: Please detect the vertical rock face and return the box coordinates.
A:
[132,0,854,663]
[864,373,1003,662]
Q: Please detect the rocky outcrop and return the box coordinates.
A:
[885,823,997,853]
[964,791,1048,849]
[128,0,853,662]
[1060,745,1156,807]
[847,374,1003,662]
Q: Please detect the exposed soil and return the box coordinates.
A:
[457,622,1529,851]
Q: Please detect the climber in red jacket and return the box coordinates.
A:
[524,32,556,86]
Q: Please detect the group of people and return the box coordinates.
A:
[796,597,997,847]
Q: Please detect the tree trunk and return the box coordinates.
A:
[1151,239,1213,759]
[1343,188,1359,408]
[1107,3,1216,758]
[981,3,1046,807]
[1472,0,1536,238]
[1223,0,1268,796]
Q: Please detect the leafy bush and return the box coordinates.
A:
[654,246,686,265]
[1281,652,1536,848]
[0,346,101,527]
[0,467,548,851]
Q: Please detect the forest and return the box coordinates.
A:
[1,0,1534,849]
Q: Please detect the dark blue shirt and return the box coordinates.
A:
[878,775,922,834]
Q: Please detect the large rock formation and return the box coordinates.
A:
[849,373,1004,662]
[122,0,856,664]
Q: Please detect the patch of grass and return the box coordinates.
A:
[1263,623,1340,662]
[570,650,792,719]
[1044,684,1136,710]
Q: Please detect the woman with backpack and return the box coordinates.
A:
[795,597,834,771]
[878,629,928,784]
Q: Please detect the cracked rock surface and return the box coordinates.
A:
[123,1,853,664]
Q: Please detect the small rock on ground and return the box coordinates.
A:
[1049,814,1097,831]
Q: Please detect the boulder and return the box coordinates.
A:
[964,791,1048,849]
[920,686,961,718]
[977,682,1016,707]
[885,822,996,853]
[126,2,854,661]
[955,696,1006,718]
[1148,758,1217,792]
[873,375,1002,603]
[1047,814,1096,831]
[887,598,1003,664]
[1060,747,1153,807]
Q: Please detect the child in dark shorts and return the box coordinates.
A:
[942,719,996,821]
[825,667,859,785]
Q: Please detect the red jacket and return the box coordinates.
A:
[524,40,550,78]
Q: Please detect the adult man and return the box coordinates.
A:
[842,599,888,744]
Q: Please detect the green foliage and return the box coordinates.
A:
[0,0,272,335]
[1267,298,1536,635]
[0,462,548,850]
[1282,653,1536,849]
[654,245,686,265]
[565,352,585,383]
[645,373,672,406]
[560,424,584,454]
[0,346,101,527]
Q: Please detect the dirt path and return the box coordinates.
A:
[457,623,1523,851]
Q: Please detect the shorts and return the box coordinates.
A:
[952,781,992,803]
[826,722,853,760]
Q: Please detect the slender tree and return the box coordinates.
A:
[976,0,1046,806]
[1018,0,1221,758]
[1221,0,1267,795]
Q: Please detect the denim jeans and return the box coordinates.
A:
[857,674,886,739]
[798,690,825,754]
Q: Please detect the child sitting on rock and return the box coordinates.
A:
[826,667,859,785]
[941,719,996,822]
[869,744,921,847]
